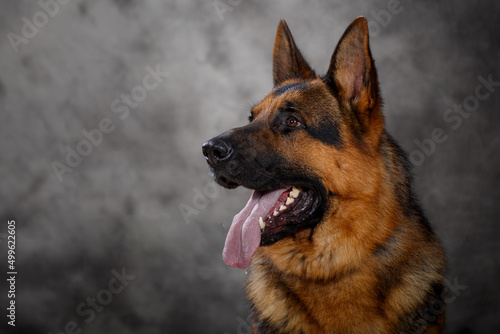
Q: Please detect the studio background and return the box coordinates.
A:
[1,0,499,333]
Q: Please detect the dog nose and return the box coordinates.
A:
[202,139,234,166]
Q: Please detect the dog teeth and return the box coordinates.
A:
[290,186,301,198]
[259,217,265,230]
[270,189,301,219]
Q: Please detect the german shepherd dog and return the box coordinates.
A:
[202,17,446,333]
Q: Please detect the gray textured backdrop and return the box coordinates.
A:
[0,0,499,333]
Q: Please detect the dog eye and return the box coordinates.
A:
[286,116,301,127]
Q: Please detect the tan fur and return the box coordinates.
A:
[246,18,446,333]
[205,17,446,334]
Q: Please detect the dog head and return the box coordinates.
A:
[202,17,385,268]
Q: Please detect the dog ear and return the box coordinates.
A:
[325,17,383,146]
[273,20,316,86]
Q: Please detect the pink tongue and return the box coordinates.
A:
[223,188,288,269]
